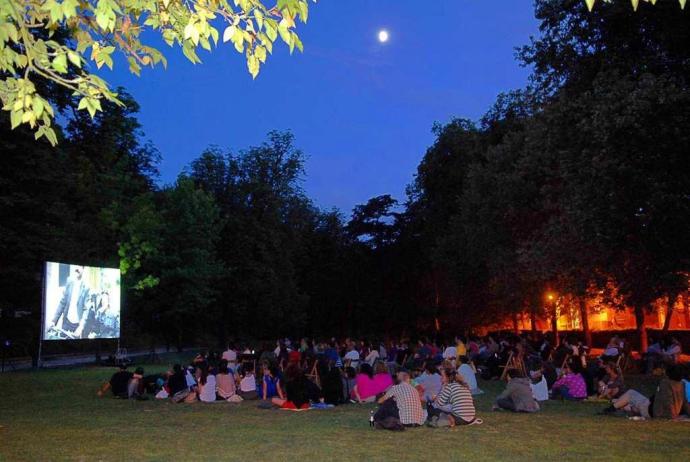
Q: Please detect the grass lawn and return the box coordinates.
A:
[1,357,689,461]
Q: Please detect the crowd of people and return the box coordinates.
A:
[98,333,690,429]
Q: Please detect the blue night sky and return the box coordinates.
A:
[105,1,539,215]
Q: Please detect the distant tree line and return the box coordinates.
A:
[1,1,688,353]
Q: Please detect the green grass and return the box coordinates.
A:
[1,359,689,461]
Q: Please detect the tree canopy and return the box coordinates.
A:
[0,0,313,144]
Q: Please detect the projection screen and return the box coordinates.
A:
[43,262,121,340]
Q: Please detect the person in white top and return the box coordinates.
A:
[364,347,379,366]
[344,342,360,367]
[197,368,217,403]
[222,345,238,371]
[443,344,458,367]
[457,356,483,395]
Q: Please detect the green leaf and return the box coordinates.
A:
[52,53,68,73]
[223,25,237,43]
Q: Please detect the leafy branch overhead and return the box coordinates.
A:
[585,0,687,11]
[0,0,313,145]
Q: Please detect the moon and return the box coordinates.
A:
[377,29,389,43]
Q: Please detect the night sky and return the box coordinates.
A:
[106,1,539,214]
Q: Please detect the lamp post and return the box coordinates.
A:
[546,292,558,346]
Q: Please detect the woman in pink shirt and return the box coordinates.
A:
[352,363,377,402]
[552,360,588,400]
[371,361,394,394]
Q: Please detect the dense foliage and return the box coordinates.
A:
[0,0,313,144]
[1,0,688,355]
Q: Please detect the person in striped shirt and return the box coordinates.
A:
[429,368,480,426]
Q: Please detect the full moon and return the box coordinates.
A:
[377,30,389,43]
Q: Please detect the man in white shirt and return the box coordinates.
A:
[222,345,238,371]
[344,342,360,368]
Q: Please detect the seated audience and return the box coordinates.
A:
[197,366,216,403]
[272,363,311,410]
[493,369,540,413]
[652,365,689,419]
[551,360,587,401]
[238,363,259,400]
[352,363,378,403]
[98,363,132,398]
[262,365,283,400]
[127,367,146,399]
[378,370,427,426]
[372,361,394,394]
[216,360,236,400]
[598,362,626,400]
[319,362,344,405]
[428,368,479,426]
[529,370,549,402]
[457,356,483,395]
[168,364,190,401]
[661,336,682,365]
[417,363,442,402]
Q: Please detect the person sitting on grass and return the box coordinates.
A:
[377,370,427,426]
[417,363,442,402]
[352,363,378,403]
[127,367,146,399]
[272,363,311,410]
[215,359,236,401]
[197,365,217,403]
[428,368,480,427]
[262,365,284,401]
[372,361,394,395]
[598,362,626,400]
[493,369,540,413]
[238,362,259,400]
[457,356,483,395]
[319,361,344,405]
[551,359,587,401]
[167,364,190,402]
[98,363,132,398]
[652,364,689,419]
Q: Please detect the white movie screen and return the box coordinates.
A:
[43,262,121,340]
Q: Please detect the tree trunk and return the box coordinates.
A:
[579,298,592,349]
[512,311,519,335]
[530,306,538,334]
[662,292,678,332]
[634,305,648,353]
[551,311,559,347]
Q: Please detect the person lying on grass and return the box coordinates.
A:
[427,367,480,427]
[493,368,540,413]
[600,365,689,420]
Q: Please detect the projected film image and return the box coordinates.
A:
[43,262,121,340]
